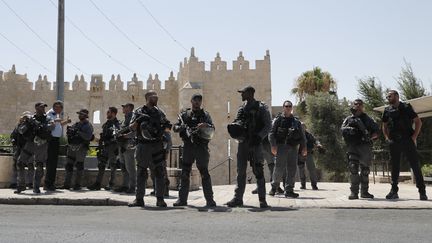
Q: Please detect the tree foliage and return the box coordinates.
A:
[305,93,348,181]
[397,60,427,100]
[292,67,337,102]
[357,76,385,113]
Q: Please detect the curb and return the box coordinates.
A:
[0,197,128,206]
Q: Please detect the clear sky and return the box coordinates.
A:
[1,0,431,105]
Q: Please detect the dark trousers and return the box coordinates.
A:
[234,142,266,200]
[389,138,426,192]
[45,137,60,187]
[178,142,214,202]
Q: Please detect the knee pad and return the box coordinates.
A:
[360,166,370,176]
[76,162,84,171]
[153,166,164,178]
[348,161,359,175]
[65,163,74,172]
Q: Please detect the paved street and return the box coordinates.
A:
[0,205,431,243]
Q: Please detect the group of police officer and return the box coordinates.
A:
[8,86,428,208]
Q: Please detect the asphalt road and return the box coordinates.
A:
[0,205,431,243]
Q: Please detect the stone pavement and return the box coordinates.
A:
[0,182,431,209]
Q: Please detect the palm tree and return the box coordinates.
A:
[291,67,337,102]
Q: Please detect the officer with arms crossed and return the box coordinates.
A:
[128,90,172,208]
[226,85,272,208]
[341,99,379,200]
[173,93,217,207]
[382,90,428,200]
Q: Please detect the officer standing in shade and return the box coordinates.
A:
[341,99,379,200]
[269,100,307,198]
[88,107,120,191]
[128,90,172,208]
[297,123,322,190]
[45,101,71,191]
[9,111,33,189]
[62,109,93,190]
[173,93,217,207]
[114,103,137,194]
[382,90,428,200]
[15,102,54,194]
[226,85,272,208]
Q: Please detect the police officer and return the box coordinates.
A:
[226,85,271,208]
[341,99,379,200]
[88,107,120,191]
[62,109,93,190]
[128,90,172,208]
[173,93,217,207]
[9,111,32,189]
[269,100,307,198]
[114,103,137,194]
[382,90,428,200]
[15,102,54,194]
[297,123,321,190]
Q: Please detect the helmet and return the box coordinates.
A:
[227,122,247,142]
[196,127,215,140]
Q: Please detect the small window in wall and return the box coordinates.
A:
[132,95,135,102]
[217,65,220,70]
[93,110,100,124]
[239,64,242,70]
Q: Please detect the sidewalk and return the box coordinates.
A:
[0,182,430,209]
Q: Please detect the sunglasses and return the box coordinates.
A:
[353,103,362,106]
[284,105,292,108]
[386,95,392,99]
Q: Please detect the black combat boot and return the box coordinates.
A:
[156,197,167,207]
[226,198,243,207]
[60,184,71,190]
[72,184,82,191]
[300,182,306,190]
[173,199,187,207]
[311,184,318,190]
[276,187,284,194]
[268,187,276,196]
[251,188,258,194]
[348,192,359,200]
[26,183,33,189]
[386,185,399,200]
[125,187,136,194]
[285,191,299,198]
[361,192,374,199]
[14,186,26,194]
[9,183,17,189]
[87,182,101,191]
[206,199,217,208]
[114,186,128,193]
[419,188,428,201]
[128,199,145,207]
[33,187,41,194]
[259,198,269,208]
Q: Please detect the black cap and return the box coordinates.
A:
[35,101,48,108]
[76,109,89,117]
[191,93,203,100]
[237,85,255,93]
[121,103,134,109]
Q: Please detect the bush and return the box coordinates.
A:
[422,164,432,177]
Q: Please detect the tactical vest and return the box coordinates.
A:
[274,114,302,145]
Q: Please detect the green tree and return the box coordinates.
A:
[357,76,385,113]
[397,60,427,100]
[292,67,337,102]
[305,92,348,181]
